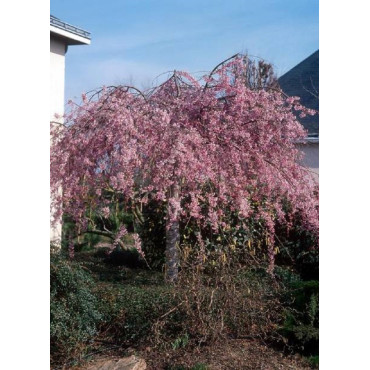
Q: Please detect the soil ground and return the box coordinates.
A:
[73,339,312,370]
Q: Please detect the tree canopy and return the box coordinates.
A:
[51,56,318,278]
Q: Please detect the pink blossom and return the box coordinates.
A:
[102,206,110,218]
[133,233,145,257]
[68,240,75,259]
[113,225,128,247]
[51,56,319,269]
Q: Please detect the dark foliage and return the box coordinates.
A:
[104,248,146,269]
[50,255,102,364]
[136,198,167,270]
[275,267,319,356]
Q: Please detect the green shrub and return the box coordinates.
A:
[96,284,179,345]
[50,255,102,363]
[307,355,319,368]
[275,223,319,281]
[172,333,189,350]
[276,268,319,355]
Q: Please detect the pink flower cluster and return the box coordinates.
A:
[68,240,75,260]
[113,225,128,247]
[132,233,145,257]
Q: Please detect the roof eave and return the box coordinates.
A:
[295,137,319,144]
[50,25,91,45]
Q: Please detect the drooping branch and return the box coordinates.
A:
[203,53,240,91]
[83,229,125,249]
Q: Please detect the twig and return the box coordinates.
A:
[158,301,184,320]
[204,53,240,91]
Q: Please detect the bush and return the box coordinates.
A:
[276,267,319,355]
[50,255,102,364]
[275,222,319,281]
[153,246,285,346]
[308,355,319,368]
[94,249,285,349]
[51,249,179,366]
[96,284,178,345]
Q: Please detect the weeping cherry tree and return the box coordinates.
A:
[50,55,318,282]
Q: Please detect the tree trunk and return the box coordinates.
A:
[165,184,180,282]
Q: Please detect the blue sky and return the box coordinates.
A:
[51,0,319,102]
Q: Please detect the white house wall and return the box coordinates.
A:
[50,37,66,243]
[50,38,66,123]
[298,142,319,182]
